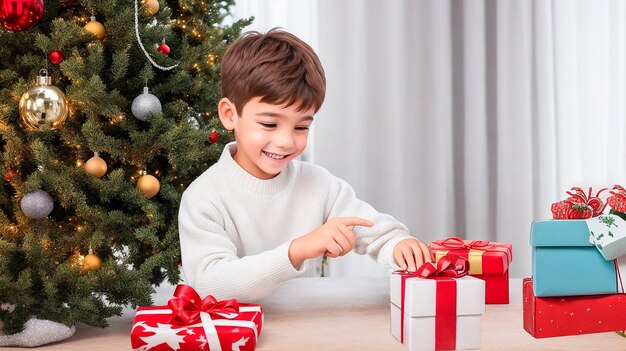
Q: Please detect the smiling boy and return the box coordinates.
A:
[178,29,431,301]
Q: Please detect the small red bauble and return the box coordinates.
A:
[209,130,219,143]
[0,0,44,31]
[157,42,170,56]
[49,50,64,64]
[5,169,16,182]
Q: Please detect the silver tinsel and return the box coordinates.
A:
[131,87,162,121]
[0,318,75,347]
[20,189,54,219]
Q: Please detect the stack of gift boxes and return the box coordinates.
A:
[524,185,626,338]
[390,236,513,350]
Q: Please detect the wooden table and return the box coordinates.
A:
[2,278,626,350]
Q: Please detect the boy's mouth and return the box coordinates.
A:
[263,151,287,160]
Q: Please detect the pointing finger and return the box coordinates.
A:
[337,217,374,228]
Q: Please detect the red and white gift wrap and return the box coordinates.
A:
[523,277,626,338]
[390,256,485,351]
[430,237,512,304]
[131,285,263,351]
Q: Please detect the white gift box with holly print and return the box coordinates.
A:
[588,213,626,260]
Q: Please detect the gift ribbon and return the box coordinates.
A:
[169,284,239,324]
[615,259,625,294]
[168,284,240,351]
[434,237,492,250]
[394,255,468,350]
[432,237,490,275]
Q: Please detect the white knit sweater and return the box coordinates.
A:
[178,142,413,302]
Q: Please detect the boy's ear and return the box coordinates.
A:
[218,98,237,131]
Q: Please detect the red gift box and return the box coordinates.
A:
[523,277,626,338]
[131,285,263,351]
[431,237,512,304]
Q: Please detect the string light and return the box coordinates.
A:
[69,251,85,269]
[207,54,217,65]
[110,112,125,125]
[130,168,144,181]
[134,0,178,71]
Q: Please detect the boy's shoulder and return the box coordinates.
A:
[181,162,224,198]
[292,158,328,175]
[291,159,344,186]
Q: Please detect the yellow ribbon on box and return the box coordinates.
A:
[435,249,485,275]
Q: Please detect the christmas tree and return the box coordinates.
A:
[0,0,251,336]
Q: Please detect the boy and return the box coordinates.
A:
[178,29,431,302]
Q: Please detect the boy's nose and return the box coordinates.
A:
[275,132,294,149]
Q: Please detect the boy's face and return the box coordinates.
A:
[218,96,315,179]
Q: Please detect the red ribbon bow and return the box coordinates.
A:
[415,254,470,279]
[168,284,239,325]
[435,236,491,250]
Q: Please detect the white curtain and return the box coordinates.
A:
[230,0,626,278]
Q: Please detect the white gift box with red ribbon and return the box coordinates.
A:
[390,261,485,351]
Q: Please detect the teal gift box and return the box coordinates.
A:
[531,220,619,297]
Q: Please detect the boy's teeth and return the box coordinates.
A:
[264,151,286,160]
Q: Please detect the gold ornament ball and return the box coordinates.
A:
[144,0,159,15]
[84,17,106,41]
[19,70,68,131]
[84,253,102,271]
[138,174,160,198]
[84,155,107,178]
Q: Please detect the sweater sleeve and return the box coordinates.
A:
[178,189,305,302]
[325,175,415,268]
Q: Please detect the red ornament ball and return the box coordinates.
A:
[0,0,44,31]
[157,42,170,56]
[49,50,64,64]
[4,169,15,182]
[209,130,219,143]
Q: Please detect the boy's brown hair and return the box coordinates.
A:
[220,28,326,114]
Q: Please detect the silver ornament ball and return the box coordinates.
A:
[131,87,162,121]
[20,189,54,219]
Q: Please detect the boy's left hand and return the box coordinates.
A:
[393,238,432,272]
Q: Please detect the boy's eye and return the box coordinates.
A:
[259,123,276,128]
[295,126,310,131]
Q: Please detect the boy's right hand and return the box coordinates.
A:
[288,217,374,268]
